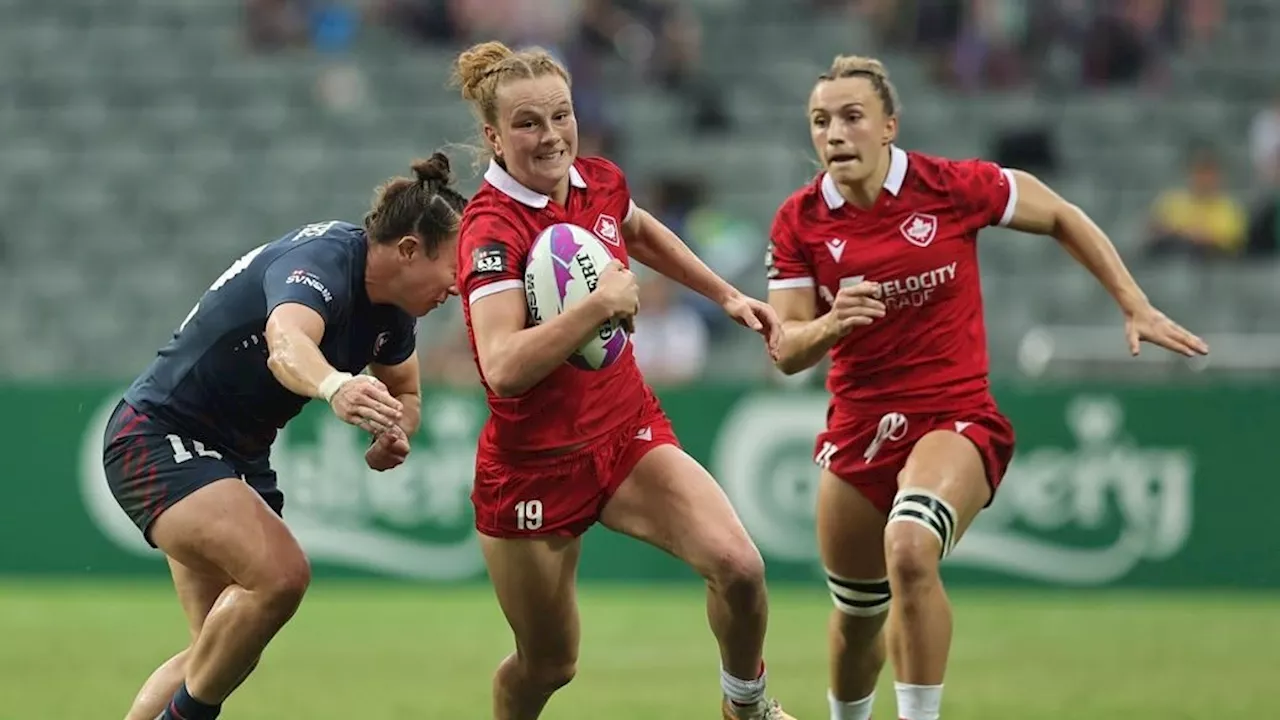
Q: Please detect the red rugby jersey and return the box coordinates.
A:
[458,156,652,455]
[768,147,1018,414]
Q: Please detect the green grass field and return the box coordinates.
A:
[1,581,1276,718]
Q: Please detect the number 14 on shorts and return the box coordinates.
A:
[515,499,543,531]
[166,435,222,464]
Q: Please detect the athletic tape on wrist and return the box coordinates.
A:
[318,371,354,403]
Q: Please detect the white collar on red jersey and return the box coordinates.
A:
[820,145,908,209]
[484,158,588,209]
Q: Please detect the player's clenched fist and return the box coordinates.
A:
[366,424,412,471]
[830,281,886,336]
[593,260,640,321]
[327,374,403,433]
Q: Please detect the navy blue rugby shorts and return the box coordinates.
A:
[101,400,283,547]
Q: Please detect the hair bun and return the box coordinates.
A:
[411,152,453,188]
[451,41,515,100]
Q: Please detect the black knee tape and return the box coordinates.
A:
[825,573,891,617]
[887,488,958,558]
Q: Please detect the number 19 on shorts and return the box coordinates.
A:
[515,499,543,531]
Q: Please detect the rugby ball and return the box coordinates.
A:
[525,223,630,371]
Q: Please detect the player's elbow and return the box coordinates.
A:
[488,375,520,399]
[774,351,816,376]
[774,356,805,376]
[265,347,294,386]
[480,355,525,399]
[263,329,292,379]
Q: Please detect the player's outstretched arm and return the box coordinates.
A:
[621,205,737,304]
[471,262,637,398]
[264,303,404,432]
[1005,170,1209,357]
[769,282,884,375]
[622,206,780,353]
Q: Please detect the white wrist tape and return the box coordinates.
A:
[318,371,354,403]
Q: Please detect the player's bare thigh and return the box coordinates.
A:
[148,477,310,597]
[897,430,990,538]
[817,469,889,579]
[480,534,582,672]
[599,444,761,579]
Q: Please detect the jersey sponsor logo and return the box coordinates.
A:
[826,238,847,262]
[593,213,621,246]
[878,262,957,310]
[79,390,487,580]
[899,212,938,247]
[373,331,391,357]
[286,269,334,303]
[472,244,507,275]
[711,393,1195,585]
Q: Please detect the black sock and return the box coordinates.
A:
[161,682,221,720]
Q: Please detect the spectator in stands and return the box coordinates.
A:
[1145,143,1247,259]
[950,0,1027,91]
[245,0,310,51]
[1245,197,1280,258]
[1250,91,1280,188]
[1080,0,1172,89]
[578,0,728,132]
[370,0,463,44]
[631,270,709,385]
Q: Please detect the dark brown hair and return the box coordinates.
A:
[364,152,468,257]
[818,55,901,117]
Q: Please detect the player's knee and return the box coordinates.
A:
[884,486,957,581]
[705,539,766,603]
[884,533,937,591]
[522,655,578,693]
[258,553,311,618]
[884,516,948,591]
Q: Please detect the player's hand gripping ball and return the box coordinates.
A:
[524,223,635,370]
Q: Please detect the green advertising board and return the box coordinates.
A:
[1,382,1276,587]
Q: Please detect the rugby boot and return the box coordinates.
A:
[721,696,798,719]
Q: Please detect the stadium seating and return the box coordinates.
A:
[1,0,1275,380]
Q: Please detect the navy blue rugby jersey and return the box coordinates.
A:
[124,220,417,458]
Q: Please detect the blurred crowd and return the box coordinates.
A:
[247,0,727,146]
[830,0,1227,93]
[241,0,1278,387]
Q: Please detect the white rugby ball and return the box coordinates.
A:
[524,223,630,371]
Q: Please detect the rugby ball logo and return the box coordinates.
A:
[899,212,938,248]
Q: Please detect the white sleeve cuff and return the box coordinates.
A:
[767,277,816,291]
[997,168,1018,227]
[468,279,524,306]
